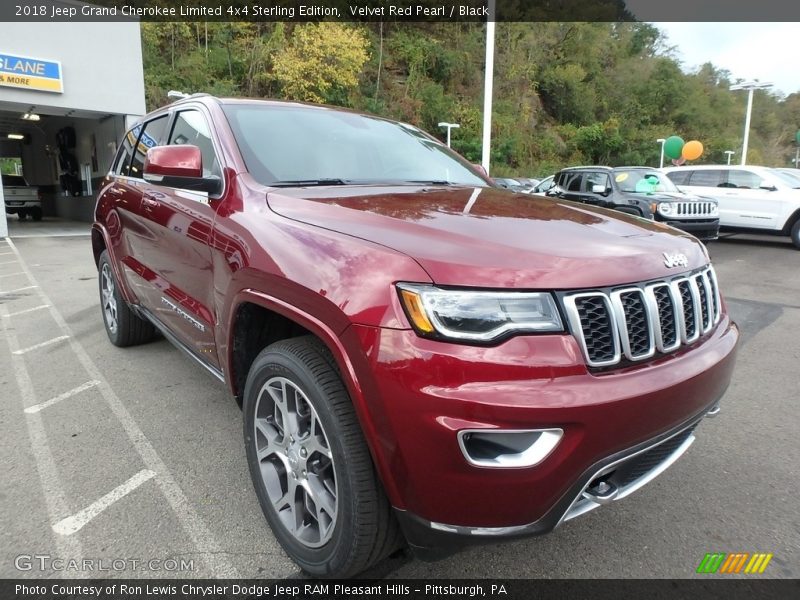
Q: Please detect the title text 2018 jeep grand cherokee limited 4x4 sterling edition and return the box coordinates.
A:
[93,95,738,577]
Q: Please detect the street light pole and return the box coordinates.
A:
[729,81,773,166]
[724,150,735,165]
[481,0,496,175]
[438,122,460,148]
[656,138,666,168]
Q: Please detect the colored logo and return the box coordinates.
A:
[697,552,773,574]
[0,52,63,93]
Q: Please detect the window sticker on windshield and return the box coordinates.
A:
[615,173,628,182]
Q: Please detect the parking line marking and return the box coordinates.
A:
[25,380,101,414]
[0,260,19,265]
[0,271,25,278]
[52,470,156,536]
[5,239,240,578]
[0,304,85,563]
[0,285,38,295]
[3,304,50,317]
[12,335,70,355]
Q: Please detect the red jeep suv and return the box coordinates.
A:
[93,95,738,577]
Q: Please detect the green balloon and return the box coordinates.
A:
[664,136,685,160]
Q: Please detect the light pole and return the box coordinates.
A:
[729,81,772,165]
[724,150,735,165]
[438,122,460,148]
[481,0,496,174]
[656,138,666,168]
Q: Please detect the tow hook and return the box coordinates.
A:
[706,403,721,418]
[582,480,619,505]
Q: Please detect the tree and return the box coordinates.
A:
[272,23,369,104]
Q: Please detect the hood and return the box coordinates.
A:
[622,190,713,203]
[267,185,708,289]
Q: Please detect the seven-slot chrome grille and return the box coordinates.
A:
[562,266,721,368]
[673,201,717,218]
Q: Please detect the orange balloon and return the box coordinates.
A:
[682,140,704,161]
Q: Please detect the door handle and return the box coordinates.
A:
[142,195,159,210]
[108,187,124,196]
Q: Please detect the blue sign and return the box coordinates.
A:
[0,52,63,93]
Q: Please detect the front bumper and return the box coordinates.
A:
[659,217,720,241]
[343,315,738,551]
[395,406,713,558]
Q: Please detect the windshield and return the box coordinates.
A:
[770,169,800,188]
[222,104,487,188]
[614,170,680,194]
[2,175,27,187]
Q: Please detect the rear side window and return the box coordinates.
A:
[666,170,690,185]
[584,172,609,192]
[127,116,169,178]
[168,110,220,178]
[558,172,582,192]
[687,170,724,187]
[726,170,764,189]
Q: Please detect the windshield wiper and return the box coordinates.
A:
[402,180,460,186]
[270,178,349,187]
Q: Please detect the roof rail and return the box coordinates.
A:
[167,91,212,102]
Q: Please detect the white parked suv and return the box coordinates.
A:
[663,165,800,249]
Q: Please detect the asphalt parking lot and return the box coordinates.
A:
[1,226,798,579]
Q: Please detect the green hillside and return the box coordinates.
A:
[141,22,800,176]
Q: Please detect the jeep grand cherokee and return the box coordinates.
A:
[92,95,738,577]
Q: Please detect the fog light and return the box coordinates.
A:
[458,428,563,468]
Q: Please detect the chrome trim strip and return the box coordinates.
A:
[697,272,714,333]
[645,283,681,353]
[560,426,697,524]
[562,292,621,368]
[138,306,225,383]
[707,266,722,325]
[609,288,655,361]
[457,428,563,468]
[686,276,703,342]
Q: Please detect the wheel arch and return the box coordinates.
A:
[225,290,402,504]
[781,207,800,235]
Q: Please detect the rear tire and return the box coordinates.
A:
[791,219,800,250]
[243,336,402,577]
[98,250,156,347]
[30,207,43,221]
[17,211,28,221]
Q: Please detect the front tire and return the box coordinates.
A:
[98,250,156,346]
[791,219,800,250]
[243,336,401,577]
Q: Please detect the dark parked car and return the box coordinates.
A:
[93,95,738,577]
[531,174,554,194]
[549,166,720,241]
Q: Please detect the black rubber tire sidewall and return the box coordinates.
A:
[242,341,372,577]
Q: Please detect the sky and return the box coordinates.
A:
[652,23,800,97]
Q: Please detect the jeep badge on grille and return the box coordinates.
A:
[663,252,689,268]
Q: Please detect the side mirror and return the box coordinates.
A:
[144,145,221,195]
[591,184,608,195]
[759,185,778,192]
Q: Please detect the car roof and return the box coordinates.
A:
[662,164,773,172]
[558,166,613,172]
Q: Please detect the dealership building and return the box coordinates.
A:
[0,20,145,237]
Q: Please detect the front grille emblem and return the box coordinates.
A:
[663,252,689,268]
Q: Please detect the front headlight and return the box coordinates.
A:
[397,283,563,343]
[658,202,674,216]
